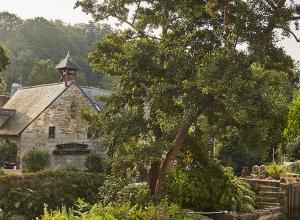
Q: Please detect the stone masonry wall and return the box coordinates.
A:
[19,84,103,170]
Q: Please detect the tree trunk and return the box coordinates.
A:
[153,118,194,202]
[148,160,161,195]
[148,120,163,195]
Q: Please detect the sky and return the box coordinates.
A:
[1,0,300,62]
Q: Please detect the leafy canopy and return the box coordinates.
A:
[77,0,299,199]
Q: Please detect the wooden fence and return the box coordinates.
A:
[288,183,300,219]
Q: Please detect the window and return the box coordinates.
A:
[87,132,93,139]
[49,126,55,138]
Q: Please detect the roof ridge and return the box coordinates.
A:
[19,82,72,90]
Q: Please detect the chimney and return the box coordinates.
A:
[55,51,80,87]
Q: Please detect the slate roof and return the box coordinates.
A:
[0,83,69,136]
[81,86,111,110]
[56,52,80,71]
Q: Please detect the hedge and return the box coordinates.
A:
[0,169,105,219]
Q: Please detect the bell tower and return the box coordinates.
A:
[56,52,80,87]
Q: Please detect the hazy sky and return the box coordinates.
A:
[1,0,300,62]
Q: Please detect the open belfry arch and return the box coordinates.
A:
[56,51,80,86]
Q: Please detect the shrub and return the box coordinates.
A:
[0,140,18,166]
[85,153,104,173]
[98,175,130,204]
[266,163,291,179]
[0,169,105,219]
[99,176,152,207]
[166,160,255,213]
[117,182,152,207]
[22,149,50,172]
[40,200,205,220]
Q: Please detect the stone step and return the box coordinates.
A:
[257,196,280,203]
[258,191,284,198]
[257,202,280,207]
[258,181,280,188]
[259,185,281,192]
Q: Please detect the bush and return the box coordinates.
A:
[117,182,152,207]
[85,153,104,173]
[266,163,291,179]
[41,200,205,220]
[0,169,105,219]
[99,176,152,207]
[0,140,18,166]
[22,149,50,172]
[166,160,255,213]
[98,175,130,204]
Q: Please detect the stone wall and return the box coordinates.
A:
[19,84,103,170]
[280,173,300,184]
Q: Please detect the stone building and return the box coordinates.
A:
[0,53,109,170]
[0,82,106,170]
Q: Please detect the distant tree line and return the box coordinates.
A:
[0,11,118,90]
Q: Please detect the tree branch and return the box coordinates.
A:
[291,16,300,20]
[132,0,141,25]
[287,29,300,42]
[264,0,278,11]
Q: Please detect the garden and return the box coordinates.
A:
[2,0,300,219]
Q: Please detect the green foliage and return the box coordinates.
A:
[0,11,22,43]
[167,160,255,213]
[0,169,105,219]
[77,0,297,201]
[22,149,50,172]
[41,200,204,220]
[117,183,152,207]
[0,140,18,166]
[78,0,296,178]
[218,129,263,175]
[0,45,9,72]
[98,175,130,204]
[85,153,104,173]
[266,163,291,180]
[285,136,300,161]
[290,162,300,174]
[0,13,114,88]
[27,59,60,86]
[99,175,152,208]
[283,93,300,160]
[0,168,5,177]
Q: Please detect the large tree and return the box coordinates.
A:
[0,11,22,43]
[77,0,299,201]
